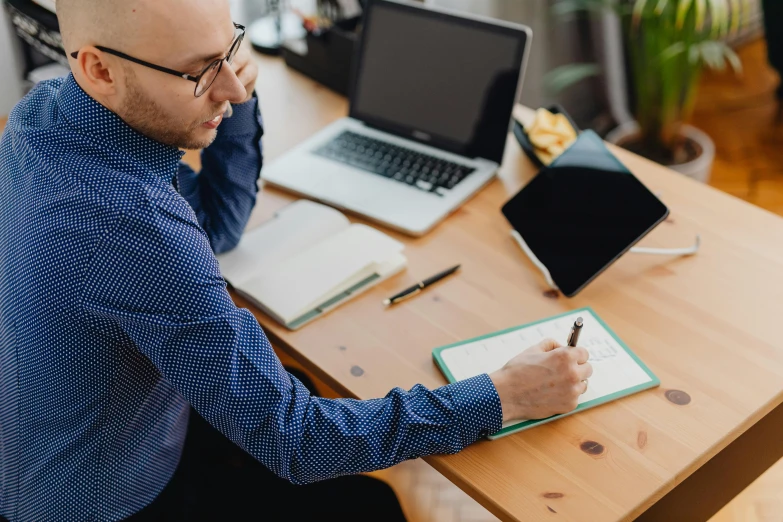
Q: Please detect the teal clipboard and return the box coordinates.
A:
[432,307,660,439]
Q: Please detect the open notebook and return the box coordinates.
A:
[433,307,659,439]
[216,200,407,330]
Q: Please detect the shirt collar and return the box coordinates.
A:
[57,74,185,182]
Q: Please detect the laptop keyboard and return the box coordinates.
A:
[313,131,476,196]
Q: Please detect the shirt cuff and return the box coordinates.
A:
[445,373,503,445]
[216,92,264,139]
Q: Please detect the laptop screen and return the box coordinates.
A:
[349,0,530,164]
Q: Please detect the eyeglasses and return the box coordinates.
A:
[70,23,246,98]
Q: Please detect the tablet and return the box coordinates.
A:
[501,131,669,297]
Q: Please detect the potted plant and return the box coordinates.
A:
[550,0,749,182]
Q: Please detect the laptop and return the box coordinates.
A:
[260,0,532,236]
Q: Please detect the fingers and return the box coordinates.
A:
[576,361,593,381]
[235,38,252,63]
[231,41,254,71]
[569,345,590,365]
[231,45,250,73]
[232,52,253,81]
[580,379,589,395]
[232,51,258,103]
[534,338,562,352]
[242,70,257,97]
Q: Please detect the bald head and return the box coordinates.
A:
[57,0,139,56]
[58,0,233,63]
[58,0,248,149]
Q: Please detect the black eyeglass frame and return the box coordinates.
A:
[69,22,246,97]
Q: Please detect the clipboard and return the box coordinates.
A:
[432,307,660,439]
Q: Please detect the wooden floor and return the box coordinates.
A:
[691,38,783,216]
[1,36,782,521]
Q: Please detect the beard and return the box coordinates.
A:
[119,68,224,150]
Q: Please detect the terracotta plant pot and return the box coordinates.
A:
[606,122,716,184]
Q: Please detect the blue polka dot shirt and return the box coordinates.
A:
[0,74,503,521]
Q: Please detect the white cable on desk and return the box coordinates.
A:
[629,234,701,256]
[510,230,702,291]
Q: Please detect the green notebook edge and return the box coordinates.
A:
[285,273,382,330]
[431,306,661,440]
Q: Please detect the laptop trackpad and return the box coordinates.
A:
[311,167,383,208]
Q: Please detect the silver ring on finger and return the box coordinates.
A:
[581,379,588,393]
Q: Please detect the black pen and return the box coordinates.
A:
[383,264,461,306]
[567,316,583,347]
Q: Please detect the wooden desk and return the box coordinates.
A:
[237,55,783,522]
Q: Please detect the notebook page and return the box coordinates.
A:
[241,224,405,323]
[440,309,652,414]
[217,200,349,287]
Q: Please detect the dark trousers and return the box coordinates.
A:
[126,369,406,521]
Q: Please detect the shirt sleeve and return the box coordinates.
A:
[80,195,503,485]
[175,94,264,255]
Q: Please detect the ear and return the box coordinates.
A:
[70,46,121,97]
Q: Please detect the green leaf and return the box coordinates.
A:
[694,0,707,31]
[543,64,602,93]
[689,44,701,64]
[654,0,669,15]
[660,42,687,62]
[719,0,731,36]
[728,0,741,35]
[741,0,752,26]
[632,0,649,28]
[676,0,694,29]
[706,0,729,37]
[723,45,743,74]
[617,3,636,16]
[701,41,726,70]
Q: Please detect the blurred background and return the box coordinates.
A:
[1,1,782,520]
[2,0,780,214]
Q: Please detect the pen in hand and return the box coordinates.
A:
[567,316,589,393]
[567,316,583,347]
[383,264,461,306]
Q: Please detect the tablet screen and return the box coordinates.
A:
[501,165,669,296]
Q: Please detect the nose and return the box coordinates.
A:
[208,60,247,105]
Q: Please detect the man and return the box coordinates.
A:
[0,0,593,520]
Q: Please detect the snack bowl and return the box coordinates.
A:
[513,104,580,169]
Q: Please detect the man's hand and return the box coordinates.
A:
[489,338,593,422]
[231,39,259,104]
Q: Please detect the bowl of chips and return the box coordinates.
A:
[513,105,580,168]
